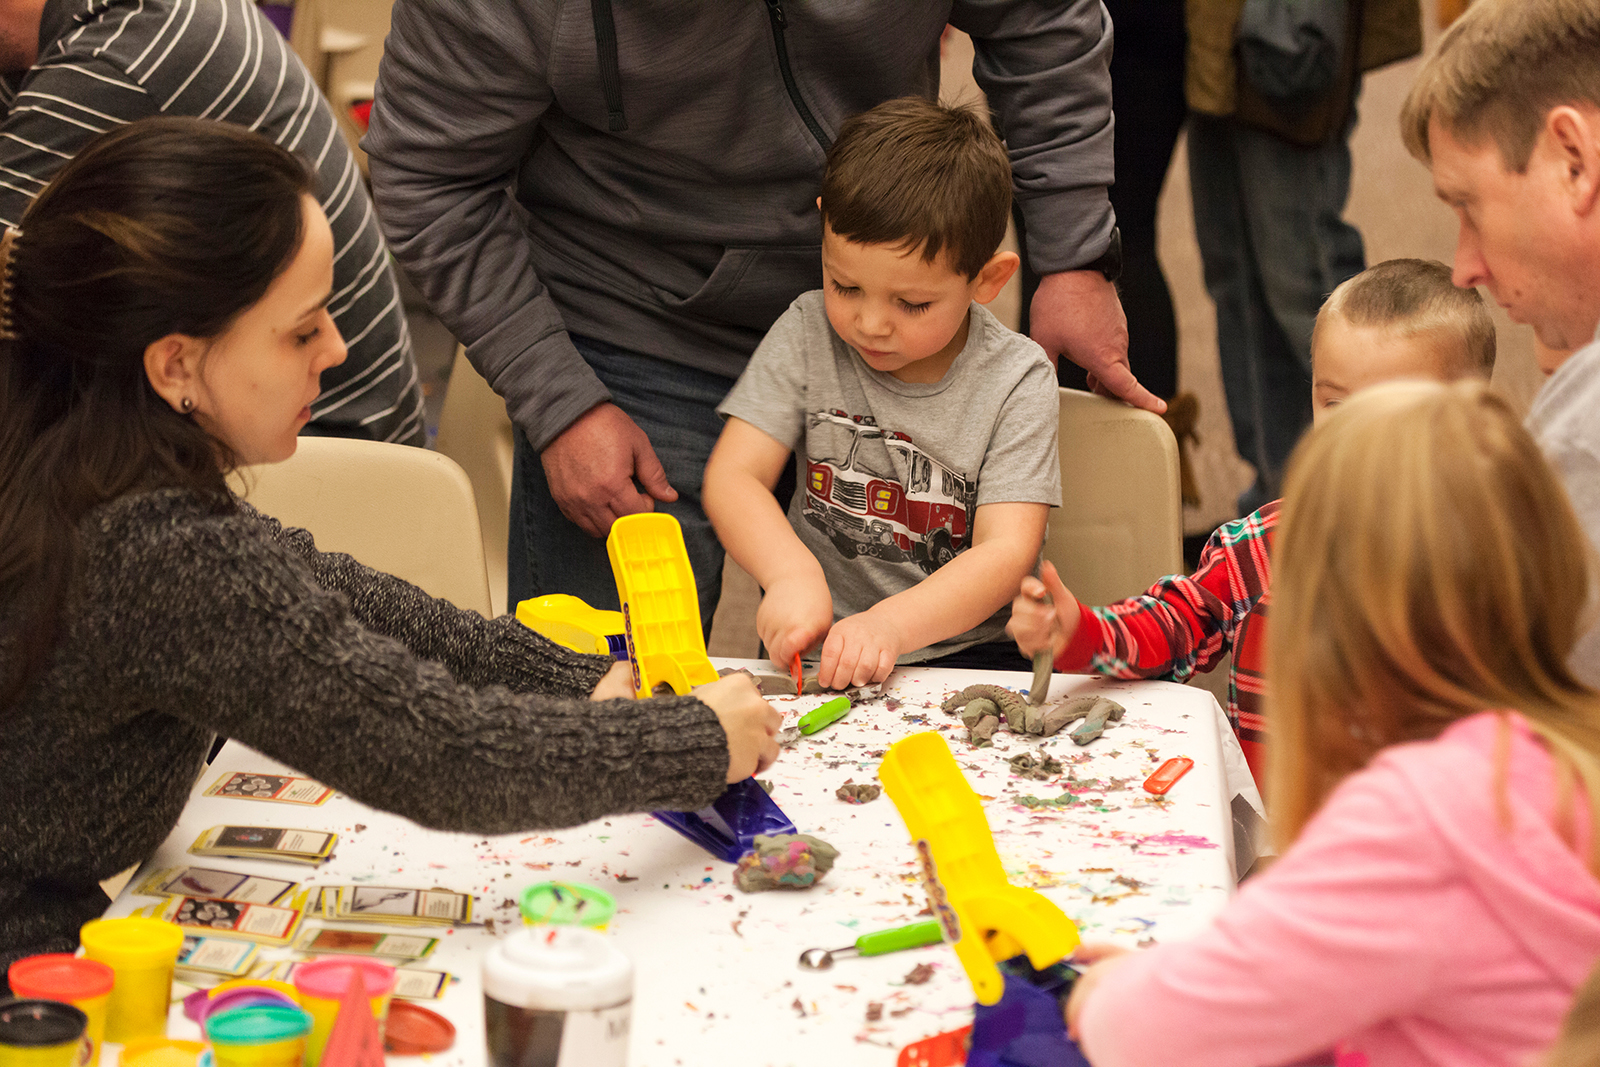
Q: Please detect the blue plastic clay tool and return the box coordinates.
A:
[652,777,797,863]
[797,695,851,736]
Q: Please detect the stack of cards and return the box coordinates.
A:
[190,826,337,866]
[135,866,296,906]
[175,935,260,982]
[292,927,438,961]
[203,772,333,806]
[313,886,474,926]
[151,895,305,946]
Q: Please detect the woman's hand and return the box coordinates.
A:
[588,660,636,701]
[1064,942,1134,1040]
[1007,561,1081,662]
[692,673,783,782]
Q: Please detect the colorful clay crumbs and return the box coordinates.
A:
[202,772,333,805]
[151,895,303,945]
[175,935,259,979]
[189,825,336,866]
[135,866,296,906]
[314,886,474,926]
[293,926,438,961]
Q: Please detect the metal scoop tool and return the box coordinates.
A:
[798,918,944,970]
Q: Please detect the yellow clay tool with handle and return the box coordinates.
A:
[878,731,1080,1006]
[606,513,719,698]
[514,594,627,659]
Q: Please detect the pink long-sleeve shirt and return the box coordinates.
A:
[1077,712,1600,1067]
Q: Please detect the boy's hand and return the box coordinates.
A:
[757,574,833,668]
[817,609,903,690]
[692,673,783,782]
[1007,561,1081,663]
[1063,943,1134,1039]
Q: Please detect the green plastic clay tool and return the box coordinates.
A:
[797,695,852,735]
[797,919,945,969]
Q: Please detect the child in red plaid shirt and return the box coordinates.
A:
[1009,260,1496,785]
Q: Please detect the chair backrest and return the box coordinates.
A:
[434,346,514,617]
[233,436,494,617]
[1045,388,1184,606]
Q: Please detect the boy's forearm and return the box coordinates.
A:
[864,538,1037,654]
[704,465,822,591]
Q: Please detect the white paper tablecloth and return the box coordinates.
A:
[106,664,1261,1066]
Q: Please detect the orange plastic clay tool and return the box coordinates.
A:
[1143,756,1194,795]
[605,513,720,699]
[897,1025,971,1067]
[791,652,803,696]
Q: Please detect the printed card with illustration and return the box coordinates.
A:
[315,885,474,925]
[189,825,337,866]
[155,895,303,945]
[175,934,259,978]
[135,866,296,906]
[293,926,438,961]
[203,772,334,806]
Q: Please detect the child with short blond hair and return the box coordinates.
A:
[1010,259,1495,781]
[1067,381,1600,1067]
[706,98,1060,691]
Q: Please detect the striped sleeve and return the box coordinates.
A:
[0,0,425,445]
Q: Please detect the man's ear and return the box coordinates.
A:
[1544,105,1600,217]
[143,333,208,414]
[972,250,1020,304]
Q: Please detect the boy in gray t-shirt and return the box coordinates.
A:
[705,99,1061,691]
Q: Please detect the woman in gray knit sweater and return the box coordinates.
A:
[0,119,781,967]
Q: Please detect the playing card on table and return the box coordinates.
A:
[189,825,336,865]
[292,926,438,961]
[154,895,303,945]
[316,886,474,925]
[135,866,296,906]
[175,934,259,978]
[203,772,334,805]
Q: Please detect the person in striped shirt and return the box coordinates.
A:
[0,0,425,446]
[1009,259,1496,785]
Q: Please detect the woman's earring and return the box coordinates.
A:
[180,397,194,413]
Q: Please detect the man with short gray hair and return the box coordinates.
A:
[1402,0,1600,687]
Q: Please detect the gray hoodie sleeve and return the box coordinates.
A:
[953,0,1118,274]
[364,0,609,453]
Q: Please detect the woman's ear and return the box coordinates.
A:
[972,250,1021,304]
[143,333,207,414]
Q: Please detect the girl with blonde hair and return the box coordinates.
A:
[1066,380,1600,1067]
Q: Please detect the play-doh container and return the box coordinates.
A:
[118,1038,205,1067]
[78,918,184,1043]
[288,958,394,1067]
[0,999,88,1067]
[203,1005,311,1067]
[483,927,632,1067]
[6,956,113,1064]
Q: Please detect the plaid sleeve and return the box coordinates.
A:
[1058,502,1278,683]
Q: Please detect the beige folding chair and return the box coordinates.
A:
[1045,388,1184,606]
[232,436,494,617]
[434,346,514,617]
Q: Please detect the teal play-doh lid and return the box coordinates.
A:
[203,1004,311,1045]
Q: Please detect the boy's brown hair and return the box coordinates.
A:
[1314,259,1497,377]
[820,97,1011,279]
[1401,0,1600,171]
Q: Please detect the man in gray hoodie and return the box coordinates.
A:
[366,0,1142,626]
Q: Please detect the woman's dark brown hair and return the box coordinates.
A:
[0,116,313,709]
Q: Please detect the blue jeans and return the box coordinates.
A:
[1187,113,1366,515]
[507,336,736,635]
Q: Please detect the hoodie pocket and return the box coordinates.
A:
[653,245,822,331]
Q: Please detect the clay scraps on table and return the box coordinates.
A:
[902,962,935,985]
[941,685,1126,746]
[1008,752,1063,780]
[733,834,840,893]
[835,779,882,804]
[865,1001,884,1022]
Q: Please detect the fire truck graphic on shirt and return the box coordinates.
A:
[802,409,977,574]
